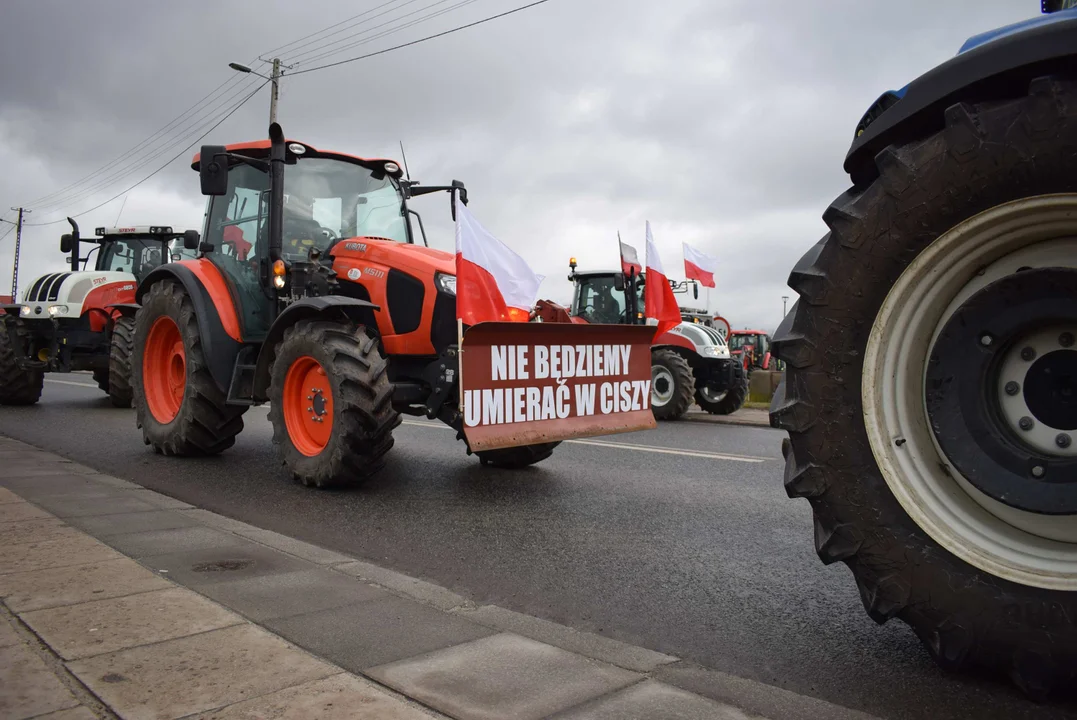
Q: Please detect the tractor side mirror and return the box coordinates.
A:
[182,229,201,250]
[60,234,73,253]
[693,284,699,299]
[199,145,229,196]
[614,274,625,291]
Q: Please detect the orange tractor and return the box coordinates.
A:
[129,124,647,488]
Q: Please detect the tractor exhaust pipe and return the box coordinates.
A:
[267,123,285,264]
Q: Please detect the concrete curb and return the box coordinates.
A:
[0,434,878,720]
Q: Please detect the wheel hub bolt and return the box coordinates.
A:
[1005,381,1020,396]
[1061,332,1075,348]
[1021,347,1036,361]
[979,334,993,347]
[1032,465,1046,478]
[1058,434,1073,449]
[1019,416,1034,431]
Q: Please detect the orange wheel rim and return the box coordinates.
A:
[283,356,333,456]
[143,316,186,423]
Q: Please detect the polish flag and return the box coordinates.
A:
[455,197,544,325]
[618,233,642,277]
[644,221,682,338]
[682,242,717,288]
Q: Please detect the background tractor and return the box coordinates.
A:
[535,260,747,418]
[129,123,617,490]
[0,221,197,407]
[771,1,1077,698]
[727,329,779,376]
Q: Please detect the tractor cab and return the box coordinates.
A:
[569,269,641,325]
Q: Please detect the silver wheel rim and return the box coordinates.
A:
[862,194,1077,590]
[700,386,726,403]
[651,365,674,407]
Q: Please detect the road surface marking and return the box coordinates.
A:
[45,378,99,389]
[400,419,773,463]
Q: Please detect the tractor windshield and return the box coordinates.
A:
[98,238,166,282]
[572,275,628,324]
[282,157,408,258]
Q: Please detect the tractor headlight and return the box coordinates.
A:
[48,304,69,317]
[702,345,722,357]
[436,272,456,295]
[19,305,32,317]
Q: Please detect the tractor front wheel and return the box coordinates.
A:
[132,280,246,455]
[650,349,694,420]
[0,316,42,406]
[695,361,747,415]
[267,320,400,489]
[107,316,135,408]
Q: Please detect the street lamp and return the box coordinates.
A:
[229,59,281,124]
[782,296,789,317]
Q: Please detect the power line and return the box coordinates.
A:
[20,58,260,210]
[261,0,406,58]
[25,81,269,227]
[286,0,465,64]
[289,0,554,76]
[29,78,263,214]
[0,224,14,244]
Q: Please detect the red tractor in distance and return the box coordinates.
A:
[727,329,777,376]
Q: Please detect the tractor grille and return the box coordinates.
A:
[25,273,70,302]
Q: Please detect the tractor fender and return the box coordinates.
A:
[136,264,242,394]
[845,11,1077,182]
[105,303,141,318]
[252,296,381,400]
[653,330,698,354]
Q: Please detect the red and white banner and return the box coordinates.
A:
[619,233,642,277]
[455,197,545,325]
[682,242,717,288]
[644,222,682,338]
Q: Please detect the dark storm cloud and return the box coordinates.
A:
[0,0,1038,329]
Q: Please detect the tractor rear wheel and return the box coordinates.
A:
[650,349,694,420]
[267,320,400,489]
[695,361,747,415]
[132,280,246,455]
[0,316,42,406]
[107,316,135,408]
[476,441,561,468]
[771,76,1077,699]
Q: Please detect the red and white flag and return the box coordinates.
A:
[644,221,682,338]
[682,242,717,288]
[618,233,642,277]
[455,197,544,325]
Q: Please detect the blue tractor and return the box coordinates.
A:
[771,1,1077,700]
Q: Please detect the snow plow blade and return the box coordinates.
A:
[459,322,657,452]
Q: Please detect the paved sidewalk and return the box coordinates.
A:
[0,435,876,720]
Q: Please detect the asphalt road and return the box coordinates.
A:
[4,376,1076,720]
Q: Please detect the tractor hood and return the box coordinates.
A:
[330,237,455,276]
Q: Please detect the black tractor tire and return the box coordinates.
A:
[107,316,135,408]
[267,320,400,489]
[132,279,246,455]
[770,75,1077,699]
[650,349,694,420]
[476,441,561,469]
[695,361,747,415]
[0,316,42,406]
[93,369,109,392]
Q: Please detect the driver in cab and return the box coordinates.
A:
[282,194,335,260]
[584,283,622,324]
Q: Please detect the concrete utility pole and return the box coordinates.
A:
[269,58,281,125]
[9,207,29,300]
[229,59,283,125]
[782,295,789,317]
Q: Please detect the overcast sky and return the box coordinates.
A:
[0,0,1036,331]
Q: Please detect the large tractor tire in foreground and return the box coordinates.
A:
[695,360,747,415]
[132,280,246,455]
[476,441,561,469]
[770,75,1077,699]
[0,316,43,406]
[267,320,400,489]
[650,349,694,420]
[107,315,135,408]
